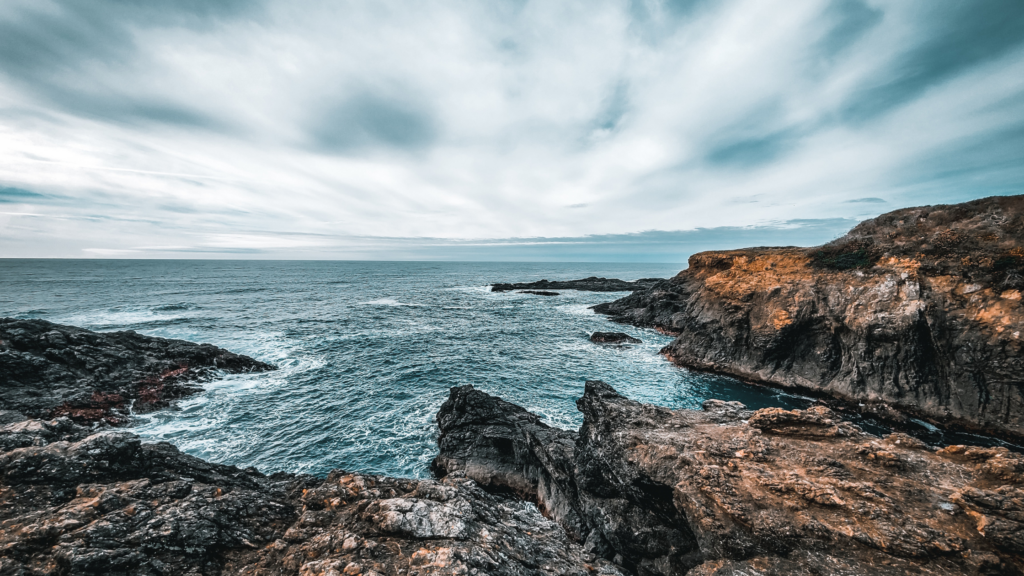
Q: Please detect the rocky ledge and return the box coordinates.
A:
[0,416,622,576]
[594,195,1024,439]
[435,381,1024,575]
[0,318,275,425]
[491,277,662,293]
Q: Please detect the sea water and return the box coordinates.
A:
[1,259,1015,477]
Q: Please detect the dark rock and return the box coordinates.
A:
[590,332,642,344]
[435,381,1024,576]
[492,277,663,293]
[0,318,275,424]
[0,417,625,576]
[594,195,1024,440]
[518,290,560,296]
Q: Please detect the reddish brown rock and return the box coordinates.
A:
[435,381,1024,575]
[594,195,1024,439]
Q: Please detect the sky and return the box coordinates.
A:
[1,0,1023,261]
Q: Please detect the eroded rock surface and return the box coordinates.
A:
[435,382,1024,575]
[491,277,662,293]
[0,318,275,424]
[0,417,624,576]
[594,195,1024,439]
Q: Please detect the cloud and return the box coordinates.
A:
[0,0,1022,259]
[0,187,46,203]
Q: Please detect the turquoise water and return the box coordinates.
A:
[1,260,1013,477]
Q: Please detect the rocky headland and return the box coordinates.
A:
[435,382,1024,575]
[491,278,663,293]
[0,318,275,425]
[594,195,1024,440]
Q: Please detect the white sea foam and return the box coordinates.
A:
[361,298,423,307]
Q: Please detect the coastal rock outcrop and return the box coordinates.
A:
[594,195,1024,439]
[434,382,1024,575]
[0,416,625,576]
[491,277,662,293]
[590,332,642,345]
[0,318,275,425]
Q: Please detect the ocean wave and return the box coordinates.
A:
[360,298,424,307]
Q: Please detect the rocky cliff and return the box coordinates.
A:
[435,382,1024,575]
[0,318,275,425]
[594,195,1024,439]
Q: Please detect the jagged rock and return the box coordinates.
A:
[593,195,1024,439]
[0,318,275,424]
[491,277,662,293]
[590,332,642,345]
[434,381,1024,575]
[0,418,625,576]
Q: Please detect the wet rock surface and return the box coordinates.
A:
[0,417,625,576]
[589,333,642,345]
[0,318,275,425]
[593,195,1024,439]
[491,277,662,293]
[435,382,1024,575]
[517,291,560,296]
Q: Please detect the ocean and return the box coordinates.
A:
[1,259,1015,477]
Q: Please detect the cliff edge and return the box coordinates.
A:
[435,382,1024,575]
[594,195,1024,439]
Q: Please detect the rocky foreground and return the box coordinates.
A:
[491,278,662,293]
[6,382,1023,576]
[0,319,275,425]
[0,416,620,576]
[435,382,1024,575]
[595,195,1024,440]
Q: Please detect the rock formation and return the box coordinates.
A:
[518,290,560,296]
[491,277,662,293]
[0,318,275,425]
[435,381,1024,575]
[590,332,642,345]
[594,195,1024,439]
[0,416,622,576]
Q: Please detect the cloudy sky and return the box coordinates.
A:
[1,0,1023,261]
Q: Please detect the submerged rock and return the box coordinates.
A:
[491,277,662,293]
[594,195,1024,439]
[517,290,560,296]
[0,417,625,576]
[434,382,1024,575]
[0,318,275,424]
[590,332,642,344]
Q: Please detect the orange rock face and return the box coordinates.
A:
[436,381,1024,575]
[596,195,1024,439]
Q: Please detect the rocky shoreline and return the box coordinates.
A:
[3,195,1024,575]
[435,382,1024,575]
[0,318,275,426]
[3,375,1020,575]
[594,195,1024,441]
